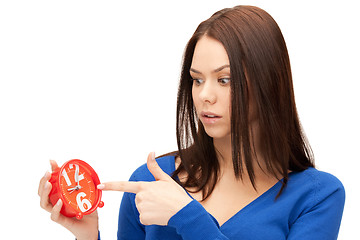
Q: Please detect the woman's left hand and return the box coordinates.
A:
[97,152,193,226]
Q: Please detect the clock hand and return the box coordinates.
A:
[75,165,80,188]
[68,185,81,192]
[68,187,77,194]
[67,185,82,191]
[67,186,78,191]
[68,185,83,194]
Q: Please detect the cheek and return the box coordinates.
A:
[225,89,231,119]
[192,87,200,110]
[228,92,231,114]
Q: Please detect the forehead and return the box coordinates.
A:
[191,35,230,71]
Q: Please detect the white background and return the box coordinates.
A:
[0,0,358,239]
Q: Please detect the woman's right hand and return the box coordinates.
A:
[38,160,99,240]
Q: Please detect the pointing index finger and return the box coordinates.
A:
[97,181,143,194]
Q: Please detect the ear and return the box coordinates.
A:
[147,152,171,181]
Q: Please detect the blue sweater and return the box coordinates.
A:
[116,156,345,240]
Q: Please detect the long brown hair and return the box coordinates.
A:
[171,5,314,200]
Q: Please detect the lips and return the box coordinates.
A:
[200,111,222,124]
[202,113,220,118]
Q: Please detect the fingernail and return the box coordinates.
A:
[45,181,51,190]
[45,171,51,178]
[56,199,62,206]
[97,184,105,190]
[151,152,155,160]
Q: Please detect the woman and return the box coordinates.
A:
[38,5,345,239]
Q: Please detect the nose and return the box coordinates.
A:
[199,81,217,104]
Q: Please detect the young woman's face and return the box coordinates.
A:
[190,35,231,140]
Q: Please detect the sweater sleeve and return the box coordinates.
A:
[117,192,145,240]
[116,164,148,240]
[168,200,230,240]
[287,172,346,239]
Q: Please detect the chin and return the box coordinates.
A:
[204,128,231,140]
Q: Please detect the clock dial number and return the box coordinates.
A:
[76,192,92,212]
[61,164,84,187]
[62,169,72,186]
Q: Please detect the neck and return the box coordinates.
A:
[213,120,267,178]
[213,136,232,170]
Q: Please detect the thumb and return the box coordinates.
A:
[49,160,59,172]
[147,152,171,181]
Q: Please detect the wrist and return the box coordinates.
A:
[173,193,192,215]
[75,230,99,240]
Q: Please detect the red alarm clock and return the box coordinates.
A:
[49,159,104,219]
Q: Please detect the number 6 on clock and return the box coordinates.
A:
[76,192,92,212]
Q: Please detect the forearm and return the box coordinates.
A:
[168,200,229,240]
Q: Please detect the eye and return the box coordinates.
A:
[218,78,230,85]
[192,78,204,86]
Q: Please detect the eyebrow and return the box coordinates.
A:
[190,64,230,74]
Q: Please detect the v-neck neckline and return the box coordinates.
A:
[170,155,284,229]
[215,180,281,228]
